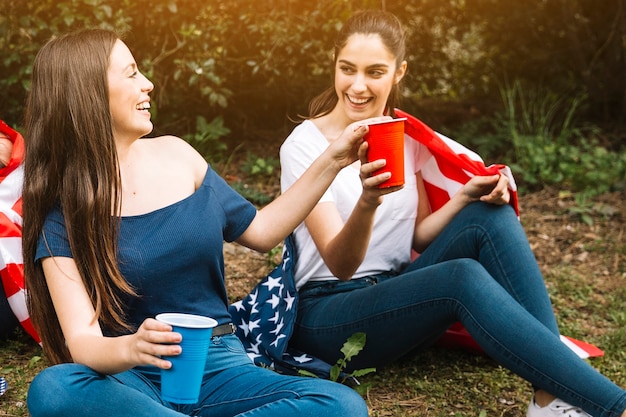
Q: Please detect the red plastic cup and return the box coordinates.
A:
[364,118,407,188]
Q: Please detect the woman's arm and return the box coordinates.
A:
[302,142,401,280]
[42,257,182,374]
[412,173,510,253]
[237,117,390,253]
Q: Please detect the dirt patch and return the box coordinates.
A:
[520,188,625,292]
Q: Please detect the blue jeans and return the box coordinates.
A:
[293,202,626,417]
[27,334,368,417]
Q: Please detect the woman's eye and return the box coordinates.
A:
[130,71,138,78]
[340,66,355,74]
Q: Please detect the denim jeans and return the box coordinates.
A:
[27,334,368,417]
[0,279,18,338]
[294,202,626,417]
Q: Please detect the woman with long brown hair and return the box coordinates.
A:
[22,28,374,417]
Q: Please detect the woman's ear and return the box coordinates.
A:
[394,60,408,84]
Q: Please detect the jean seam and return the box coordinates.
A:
[193,390,302,414]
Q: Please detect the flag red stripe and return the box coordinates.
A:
[0,122,39,343]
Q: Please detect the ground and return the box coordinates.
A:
[1,156,624,416]
[221,182,626,417]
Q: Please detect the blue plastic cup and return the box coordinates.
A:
[156,313,218,404]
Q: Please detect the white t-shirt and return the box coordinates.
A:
[280,120,431,289]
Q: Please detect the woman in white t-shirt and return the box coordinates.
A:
[280,10,626,417]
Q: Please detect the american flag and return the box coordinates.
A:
[0,120,39,343]
[394,109,519,217]
[228,111,602,379]
[228,235,336,377]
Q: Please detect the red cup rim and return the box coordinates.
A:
[366,117,407,126]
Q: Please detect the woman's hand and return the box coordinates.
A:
[0,133,12,168]
[358,140,403,207]
[127,318,183,369]
[462,174,510,205]
[328,116,392,169]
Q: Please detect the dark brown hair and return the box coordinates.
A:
[23,29,135,364]
[307,10,407,119]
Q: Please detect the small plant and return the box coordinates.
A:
[329,332,376,386]
[241,153,279,178]
[299,332,376,394]
[559,190,621,226]
[563,191,595,226]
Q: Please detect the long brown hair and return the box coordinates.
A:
[307,10,407,119]
[23,29,136,364]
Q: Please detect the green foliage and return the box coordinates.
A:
[229,181,273,206]
[498,82,626,195]
[454,81,626,198]
[0,0,133,124]
[182,115,230,164]
[1,0,624,199]
[2,0,625,147]
[241,153,279,178]
[559,190,622,226]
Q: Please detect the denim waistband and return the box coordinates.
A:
[299,273,396,298]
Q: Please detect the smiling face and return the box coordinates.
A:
[107,39,154,142]
[333,33,406,122]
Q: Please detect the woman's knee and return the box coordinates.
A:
[447,258,486,275]
[445,258,496,289]
[27,364,94,416]
[322,382,368,416]
[292,377,368,416]
[458,201,515,227]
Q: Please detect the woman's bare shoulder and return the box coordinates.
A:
[142,134,193,149]
[140,135,207,183]
[140,135,202,159]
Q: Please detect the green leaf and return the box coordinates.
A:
[297,369,319,378]
[340,332,366,362]
[349,367,376,378]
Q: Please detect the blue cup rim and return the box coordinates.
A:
[156,313,218,329]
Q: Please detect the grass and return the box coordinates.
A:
[0,333,45,416]
[1,188,624,416]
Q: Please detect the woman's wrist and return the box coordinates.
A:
[357,193,383,211]
[452,186,478,207]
